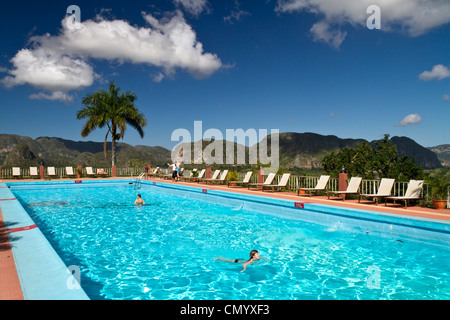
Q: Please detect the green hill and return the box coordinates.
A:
[0,133,444,170]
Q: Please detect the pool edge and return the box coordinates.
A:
[1,183,90,300]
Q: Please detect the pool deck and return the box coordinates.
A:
[1,176,449,300]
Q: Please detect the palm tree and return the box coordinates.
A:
[76,81,147,166]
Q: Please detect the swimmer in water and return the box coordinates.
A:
[134,194,145,205]
[214,250,269,272]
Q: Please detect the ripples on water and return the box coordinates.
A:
[14,184,450,300]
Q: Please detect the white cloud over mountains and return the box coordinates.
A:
[396,113,422,127]
[276,0,450,48]
[1,10,222,102]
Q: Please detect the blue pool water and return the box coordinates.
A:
[10,181,450,300]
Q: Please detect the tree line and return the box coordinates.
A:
[322,134,424,181]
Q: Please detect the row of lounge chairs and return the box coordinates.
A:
[178,170,292,192]
[11,166,108,178]
[165,170,424,208]
[297,175,424,208]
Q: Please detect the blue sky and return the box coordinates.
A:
[0,0,449,150]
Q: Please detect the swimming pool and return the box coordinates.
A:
[7,180,450,300]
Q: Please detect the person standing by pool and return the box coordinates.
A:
[176,161,181,181]
[214,250,269,272]
[134,194,145,205]
[168,162,178,182]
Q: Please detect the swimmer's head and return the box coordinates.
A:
[250,250,259,260]
[137,194,141,198]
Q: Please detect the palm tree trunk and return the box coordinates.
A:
[111,125,117,167]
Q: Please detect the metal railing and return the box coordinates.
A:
[2,167,448,208]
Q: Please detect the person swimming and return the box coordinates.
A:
[134,194,145,205]
[214,250,269,272]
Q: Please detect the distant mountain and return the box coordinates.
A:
[0,133,444,170]
[387,136,443,169]
[428,144,450,167]
[0,134,171,168]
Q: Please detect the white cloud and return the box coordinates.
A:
[419,64,450,81]
[310,21,346,49]
[1,10,222,101]
[224,1,251,24]
[275,0,450,47]
[61,11,222,77]
[396,114,422,127]
[173,0,210,16]
[1,48,95,92]
[152,72,165,83]
[29,91,75,104]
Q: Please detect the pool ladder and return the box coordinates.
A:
[134,172,145,189]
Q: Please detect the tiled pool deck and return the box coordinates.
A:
[1,177,449,300]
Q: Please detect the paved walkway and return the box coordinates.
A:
[1,177,448,300]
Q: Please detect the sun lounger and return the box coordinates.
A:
[228,171,253,188]
[262,173,291,192]
[386,180,424,209]
[248,173,276,190]
[327,177,362,201]
[180,168,196,181]
[12,167,21,179]
[47,167,57,178]
[205,170,229,185]
[298,175,330,196]
[148,167,160,178]
[97,168,108,176]
[86,167,97,177]
[185,169,205,182]
[359,178,395,205]
[199,170,220,183]
[30,167,39,179]
[66,167,76,178]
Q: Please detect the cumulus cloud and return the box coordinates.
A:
[396,114,422,127]
[1,10,222,102]
[2,48,95,92]
[419,64,450,81]
[173,0,210,16]
[275,0,450,47]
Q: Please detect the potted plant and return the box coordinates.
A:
[192,169,199,182]
[76,168,82,179]
[227,170,239,186]
[426,169,449,210]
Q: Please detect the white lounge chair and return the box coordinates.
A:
[199,170,220,184]
[148,167,160,178]
[228,171,253,188]
[327,177,362,201]
[386,180,424,209]
[86,167,97,177]
[180,168,196,181]
[263,173,291,192]
[185,169,206,182]
[47,167,57,178]
[97,168,108,176]
[248,173,276,190]
[12,167,21,178]
[30,167,39,179]
[66,167,76,178]
[359,178,395,205]
[298,175,330,197]
[206,170,229,185]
